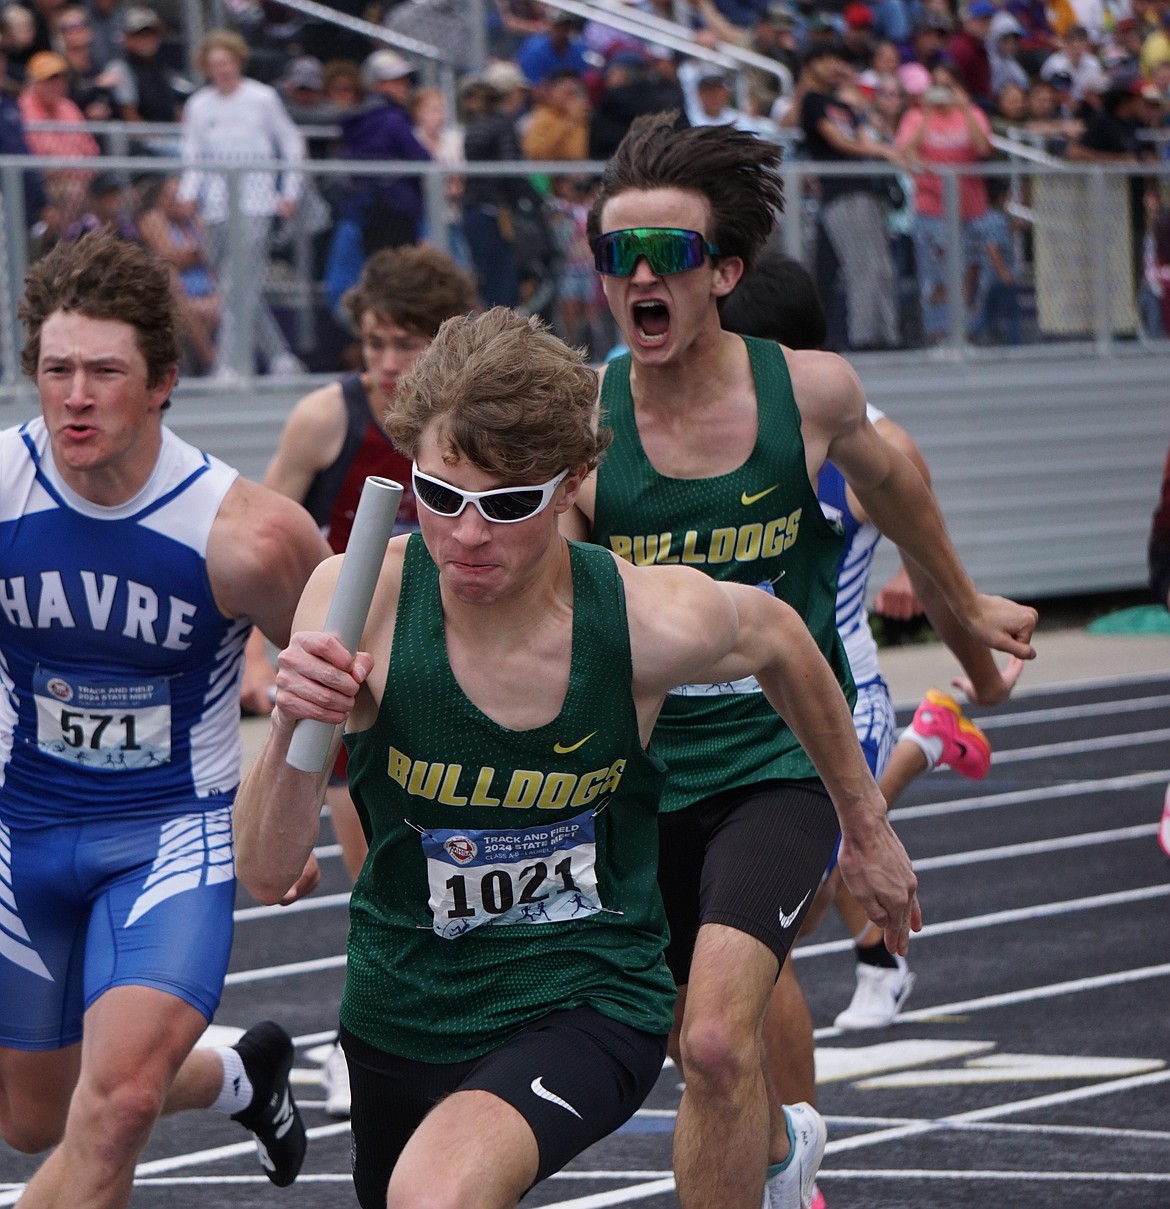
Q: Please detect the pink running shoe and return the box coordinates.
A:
[810,1187,828,1209]
[910,690,992,780]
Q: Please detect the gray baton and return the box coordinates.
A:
[285,476,403,772]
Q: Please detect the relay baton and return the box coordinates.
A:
[286,476,403,773]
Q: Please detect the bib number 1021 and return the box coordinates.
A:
[445,857,579,919]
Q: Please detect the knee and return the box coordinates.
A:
[73,1073,167,1157]
[679,1009,759,1095]
[387,1169,475,1209]
[0,1086,68,1153]
[0,1114,64,1155]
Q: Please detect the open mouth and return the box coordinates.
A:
[633,300,670,346]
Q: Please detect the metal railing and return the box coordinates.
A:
[3,145,1169,388]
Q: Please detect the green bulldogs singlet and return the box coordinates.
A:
[592,335,853,814]
[340,536,676,1062]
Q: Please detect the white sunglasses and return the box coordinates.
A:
[412,465,569,523]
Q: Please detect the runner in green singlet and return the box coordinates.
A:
[561,114,1039,1209]
[233,306,916,1209]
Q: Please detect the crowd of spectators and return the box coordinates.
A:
[3,0,1170,370]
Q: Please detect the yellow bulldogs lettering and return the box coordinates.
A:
[386,747,626,810]
[608,509,801,568]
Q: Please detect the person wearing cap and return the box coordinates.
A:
[839,2,876,69]
[945,0,997,107]
[18,48,99,230]
[461,59,531,309]
[516,9,589,86]
[102,7,193,126]
[677,58,782,137]
[278,55,326,122]
[335,48,432,259]
[176,29,307,378]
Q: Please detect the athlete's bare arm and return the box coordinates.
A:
[239,383,351,714]
[233,540,406,904]
[208,477,330,648]
[788,349,1037,660]
[263,381,350,503]
[619,560,920,954]
[854,417,1025,706]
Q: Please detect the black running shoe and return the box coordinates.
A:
[230,1021,307,1187]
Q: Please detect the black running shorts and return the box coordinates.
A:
[657,778,840,984]
[342,1007,667,1208]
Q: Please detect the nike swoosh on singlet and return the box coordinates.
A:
[553,731,597,755]
[778,888,812,930]
[741,485,780,506]
[530,1076,583,1118]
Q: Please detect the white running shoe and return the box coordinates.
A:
[764,1102,827,1209]
[320,1040,351,1119]
[833,956,915,1031]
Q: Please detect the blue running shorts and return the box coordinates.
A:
[0,806,236,1050]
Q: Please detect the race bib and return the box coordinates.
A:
[421,809,603,939]
[33,668,171,772]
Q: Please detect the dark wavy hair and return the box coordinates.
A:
[20,231,180,388]
[586,112,784,273]
[343,244,476,338]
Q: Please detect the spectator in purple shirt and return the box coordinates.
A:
[337,48,432,253]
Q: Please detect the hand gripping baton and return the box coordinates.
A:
[285,476,403,772]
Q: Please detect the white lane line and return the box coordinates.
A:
[234,891,350,923]
[892,770,1169,822]
[991,728,1170,764]
[973,693,1170,730]
[823,1067,1170,1155]
[819,1169,1170,1185]
[825,1114,1170,1142]
[799,886,1170,961]
[912,822,1155,870]
[525,1178,677,1209]
[223,953,346,985]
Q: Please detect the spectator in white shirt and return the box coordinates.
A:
[177,28,306,378]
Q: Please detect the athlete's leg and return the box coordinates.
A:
[0,1046,79,1153]
[674,923,780,1209]
[388,1090,540,1209]
[761,958,816,1110]
[17,984,208,1209]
